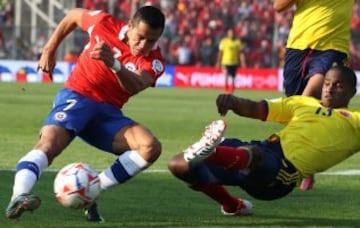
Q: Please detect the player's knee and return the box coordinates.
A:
[34,140,67,164]
[152,137,162,158]
[143,137,162,162]
[167,153,188,177]
[244,145,264,172]
[167,156,179,173]
[36,125,73,163]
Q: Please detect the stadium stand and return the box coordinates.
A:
[2,0,360,70]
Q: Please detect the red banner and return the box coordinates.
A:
[174,66,279,91]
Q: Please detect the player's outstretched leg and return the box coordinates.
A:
[183,120,227,162]
[5,193,41,219]
[84,202,104,223]
[221,198,253,216]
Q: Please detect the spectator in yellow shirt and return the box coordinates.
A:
[217,28,246,94]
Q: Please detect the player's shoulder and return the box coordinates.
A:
[288,95,320,105]
[83,10,109,20]
[149,47,166,75]
[84,10,124,24]
[286,95,316,101]
[345,107,360,115]
[269,95,319,107]
[218,38,225,46]
[220,37,230,44]
[270,95,314,102]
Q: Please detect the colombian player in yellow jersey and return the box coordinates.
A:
[168,66,359,215]
[274,0,355,191]
[217,28,246,94]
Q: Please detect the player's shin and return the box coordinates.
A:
[192,184,246,214]
[192,184,238,208]
[11,149,48,200]
[98,150,149,190]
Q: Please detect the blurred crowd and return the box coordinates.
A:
[0,0,13,58]
[2,0,360,70]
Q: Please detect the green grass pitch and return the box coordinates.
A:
[1,83,360,227]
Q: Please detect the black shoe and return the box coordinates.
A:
[84,203,104,223]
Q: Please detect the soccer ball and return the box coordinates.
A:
[54,162,101,209]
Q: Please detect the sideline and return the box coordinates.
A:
[145,169,360,175]
[319,169,360,176]
[2,168,360,175]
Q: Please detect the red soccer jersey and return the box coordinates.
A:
[65,10,165,108]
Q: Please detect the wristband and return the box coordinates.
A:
[111,59,122,72]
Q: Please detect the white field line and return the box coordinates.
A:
[319,169,360,176]
[1,168,360,175]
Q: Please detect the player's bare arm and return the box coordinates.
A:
[89,41,154,95]
[216,94,266,120]
[216,50,223,68]
[239,51,247,68]
[37,8,87,78]
[113,68,154,95]
[273,0,297,12]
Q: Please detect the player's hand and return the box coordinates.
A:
[89,41,114,67]
[216,94,235,116]
[37,50,56,80]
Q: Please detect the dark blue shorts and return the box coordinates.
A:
[224,65,238,78]
[44,88,135,153]
[283,48,348,96]
[189,138,300,200]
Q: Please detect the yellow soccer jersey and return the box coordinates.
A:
[219,38,243,66]
[265,96,360,177]
[286,0,353,56]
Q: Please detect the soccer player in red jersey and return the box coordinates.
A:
[6,6,165,222]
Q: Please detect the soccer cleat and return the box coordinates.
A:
[5,193,41,219]
[299,175,315,191]
[84,202,104,223]
[183,120,227,162]
[221,199,253,216]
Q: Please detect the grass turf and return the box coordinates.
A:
[1,83,360,227]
